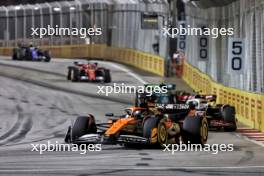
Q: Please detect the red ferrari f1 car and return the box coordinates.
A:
[67,62,111,83]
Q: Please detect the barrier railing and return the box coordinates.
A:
[183,61,264,132]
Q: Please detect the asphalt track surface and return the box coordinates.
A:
[0,57,263,176]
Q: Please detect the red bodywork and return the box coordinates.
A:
[68,62,111,83]
[77,63,97,80]
[177,95,196,103]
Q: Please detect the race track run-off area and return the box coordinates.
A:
[0,57,263,176]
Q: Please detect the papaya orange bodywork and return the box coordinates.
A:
[105,117,137,136]
[105,107,145,136]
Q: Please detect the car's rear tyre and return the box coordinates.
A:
[71,115,97,142]
[143,117,159,145]
[12,49,18,60]
[103,69,111,83]
[182,116,208,145]
[68,67,80,82]
[12,53,18,60]
[222,106,237,131]
[67,67,72,80]
[157,122,168,146]
[43,51,51,62]
[25,48,33,60]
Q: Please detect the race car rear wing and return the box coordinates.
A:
[195,94,217,102]
[155,103,189,110]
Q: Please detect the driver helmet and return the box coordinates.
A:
[29,42,34,48]
[188,101,196,110]
[134,110,142,119]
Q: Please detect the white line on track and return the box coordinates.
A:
[1,165,264,173]
[108,62,148,84]
[239,133,264,135]
[235,133,264,147]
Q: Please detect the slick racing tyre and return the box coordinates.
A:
[71,115,97,142]
[68,67,80,82]
[67,67,72,80]
[143,117,159,145]
[182,116,208,145]
[103,69,111,83]
[157,121,168,146]
[43,51,51,62]
[222,106,237,132]
[12,49,18,60]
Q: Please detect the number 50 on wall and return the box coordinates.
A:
[228,38,245,74]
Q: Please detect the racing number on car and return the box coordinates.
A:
[228,38,245,73]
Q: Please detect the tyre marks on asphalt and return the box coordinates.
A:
[138,152,149,156]
[136,152,152,167]
[0,79,70,145]
[3,95,73,116]
[0,75,127,146]
[0,91,77,117]
[7,97,17,100]
[136,163,150,166]
[0,106,24,141]
[35,103,43,106]
[141,157,153,161]
[0,105,33,145]
[21,99,29,103]
[0,65,131,105]
[237,151,254,164]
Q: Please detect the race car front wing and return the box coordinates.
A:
[73,134,148,145]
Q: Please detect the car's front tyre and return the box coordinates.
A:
[71,115,97,142]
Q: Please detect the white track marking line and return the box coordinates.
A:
[235,133,264,147]
[108,62,148,84]
[247,136,264,138]
[237,132,260,134]
[1,165,264,172]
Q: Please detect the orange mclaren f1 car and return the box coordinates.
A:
[64,102,208,147]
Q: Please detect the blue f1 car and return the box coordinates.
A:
[12,44,51,62]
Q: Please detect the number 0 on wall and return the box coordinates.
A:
[228,38,245,74]
[198,26,209,61]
